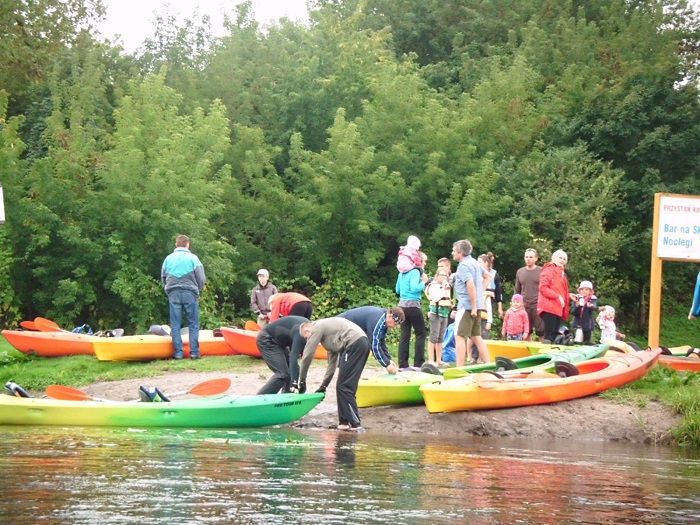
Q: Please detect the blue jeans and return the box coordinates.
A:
[168,289,200,358]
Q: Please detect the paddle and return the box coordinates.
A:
[33,317,65,332]
[19,320,37,330]
[45,378,232,402]
[244,321,261,332]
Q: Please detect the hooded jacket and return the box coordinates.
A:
[537,261,570,319]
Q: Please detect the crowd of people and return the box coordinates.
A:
[160,233,630,431]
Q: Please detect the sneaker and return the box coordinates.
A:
[337,424,350,430]
[348,425,365,432]
[190,354,200,360]
[173,354,183,360]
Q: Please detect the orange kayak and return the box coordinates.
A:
[420,348,661,413]
[658,346,700,372]
[607,342,700,373]
[1,330,95,356]
[93,330,234,361]
[219,327,328,360]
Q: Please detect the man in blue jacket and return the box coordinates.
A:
[338,306,403,378]
[161,235,206,359]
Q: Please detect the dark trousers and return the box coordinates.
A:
[337,336,370,427]
[289,301,313,319]
[256,332,291,394]
[541,312,562,343]
[398,306,426,368]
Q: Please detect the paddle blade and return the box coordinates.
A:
[45,385,93,401]
[188,378,231,396]
[244,321,261,332]
[19,320,37,330]
[34,317,63,332]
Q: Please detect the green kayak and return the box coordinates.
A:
[442,343,610,379]
[0,392,324,429]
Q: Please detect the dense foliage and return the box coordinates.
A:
[0,0,698,332]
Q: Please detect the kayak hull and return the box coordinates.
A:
[359,344,609,408]
[1,330,95,356]
[357,371,441,408]
[420,349,660,413]
[0,393,324,428]
[219,327,328,360]
[483,340,570,360]
[93,330,234,361]
[658,354,700,372]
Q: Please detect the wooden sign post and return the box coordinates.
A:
[649,193,700,346]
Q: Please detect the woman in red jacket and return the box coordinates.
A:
[537,250,574,343]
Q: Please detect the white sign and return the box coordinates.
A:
[656,194,700,260]
[0,185,4,224]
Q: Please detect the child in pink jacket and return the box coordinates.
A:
[502,294,530,341]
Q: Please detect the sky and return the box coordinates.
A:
[97,0,310,52]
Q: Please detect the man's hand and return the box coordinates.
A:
[298,381,306,394]
[315,385,327,394]
[290,381,299,393]
[386,361,398,374]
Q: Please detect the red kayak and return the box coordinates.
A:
[219,327,328,359]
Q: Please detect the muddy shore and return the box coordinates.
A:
[84,361,682,445]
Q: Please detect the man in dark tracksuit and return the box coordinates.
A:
[339,306,404,373]
[256,316,308,395]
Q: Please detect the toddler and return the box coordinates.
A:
[425,267,453,365]
[597,305,625,343]
[501,294,530,341]
[571,280,598,343]
[397,235,424,273]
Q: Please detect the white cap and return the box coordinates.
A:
[406,235,421,250]
[578,280,593,290]
[257,269,269,277]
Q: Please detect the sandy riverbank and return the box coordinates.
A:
[83,360,682,445]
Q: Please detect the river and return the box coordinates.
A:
[0,426,698,524]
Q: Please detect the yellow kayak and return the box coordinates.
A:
[93,330,233,361]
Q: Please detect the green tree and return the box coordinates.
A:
[505,145,625,305]
[0,0,104,97]
[92,72,235,329]
[0,91,26,325]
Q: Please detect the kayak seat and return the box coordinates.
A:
[554,361,579,378]
[420,362,442,375]
[495,356,518,371]
[5,381,31,398]
[138,386,171,402]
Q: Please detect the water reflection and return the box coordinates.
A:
[0,426,698,524]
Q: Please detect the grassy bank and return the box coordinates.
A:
[0,337,261,390]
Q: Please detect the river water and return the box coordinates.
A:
[0,426,698,524]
